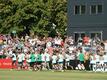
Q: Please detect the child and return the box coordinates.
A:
[30,52,36,71]
[78,50,85,70]
[52,53,58,71]
[58,52,64,72]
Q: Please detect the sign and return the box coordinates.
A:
[0,59,17,69]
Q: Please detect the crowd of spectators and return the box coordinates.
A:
[0,33,107,72]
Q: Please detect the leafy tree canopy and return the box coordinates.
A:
[0,0,67,36]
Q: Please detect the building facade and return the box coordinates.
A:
[67,0,107,42]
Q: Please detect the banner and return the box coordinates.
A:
[0,58,17,69]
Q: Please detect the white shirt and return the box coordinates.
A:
[17,54,23,62]
[90,55,96,64]
[65,54,70,62]
[12,53,17,61]
[21,53,25,61]
[52,55,57,63]
[58,54,64,62]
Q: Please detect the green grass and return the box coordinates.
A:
[0,70,107,80]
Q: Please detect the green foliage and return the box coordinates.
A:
[0,0,67,36]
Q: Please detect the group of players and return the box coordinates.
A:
[11,48,71,72]
[11,47,107,72]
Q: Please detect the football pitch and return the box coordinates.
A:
[0,70,107,80]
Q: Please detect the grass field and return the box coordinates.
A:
[0,70,107,80]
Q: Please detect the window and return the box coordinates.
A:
[98,5,102,13]
[81,5,86,14]
[74,5,86,15]
[91,5,96,14]
[90,5,103,14]
[75,5,80,14]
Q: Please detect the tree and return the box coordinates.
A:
[0,0,67,36]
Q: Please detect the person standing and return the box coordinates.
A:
[44,51,51,70]
[21,51,25,69]
[65,53,70,70]
[103,52,107,71]
[36,52,42,71]
[17,51,23,70]
[84,51,90,70]
[30,52,36,71]
[58,52,64,72]
[11,50,17,69]
[78,50,85,70]
[52,53,58,71]
[25,51,31,70]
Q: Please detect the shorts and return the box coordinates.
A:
[96,62,100,64]
[66,61,69,63]
[79,61,84,64]
[52,63,57,65]
[12,60,16,65]
[46,61,50,63]
[18,62,23,67]
[30,62,35,67]
[26,62,30,66]
[69,60,75,66]
[90,63,96,65]
[58,62,63,64]
[42,61,45,63]
[37,61,42,65]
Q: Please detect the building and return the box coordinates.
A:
[67,0,107,42]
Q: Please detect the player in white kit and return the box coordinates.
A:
[58,53,64,71]
[52,53,58,71]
